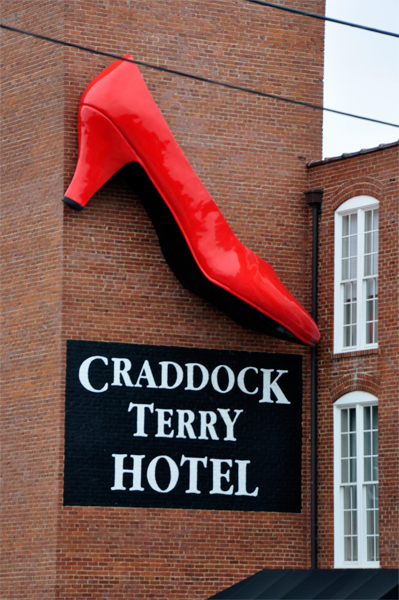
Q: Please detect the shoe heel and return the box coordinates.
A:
[63,105,139,210]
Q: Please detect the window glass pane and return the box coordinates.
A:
[343,485,351,509]
[352,281,357,301]
[365,210,372,231]
[364,430,371,455]
[364,406,371,429]
[350,458,357,482]
[372,430,378,455]
[366,279,374,299]
[342,459,348,483]
[344,537,352,561]
[350,257,357,279]
[366,299,374,322]
[349,408,356,432]
[353,536,358,561]
[342,258,348,280]
[364,457,371,481]
[352,509,357,534]
[350,213,357,234]
[341,409,348,432]
[343,215,349,236]
[374,209,379,229]
[349,432,356,456]
[342,236,349,258]
[367,509,374,534]
[365,232,372,254]
[344,509,351,535]
[341,433,348,457]
[366,484,375,509]
[346,305,354,329]
[373,457,378,482]
[366,315,374,343]
[367,536,375,561]
[350,234,357,257]
[372,405,378,427]
[344,303,351,325]
[364,254,373,275]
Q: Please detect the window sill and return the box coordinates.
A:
[332,347,379,360]
[335,562,380,569]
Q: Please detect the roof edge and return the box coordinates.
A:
[307,140,399,168]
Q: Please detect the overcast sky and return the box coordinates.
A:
[323,0,399,158]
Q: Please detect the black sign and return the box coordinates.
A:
[64,340,303,512]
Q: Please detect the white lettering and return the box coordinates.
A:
[209,458,233,495]
[111,454,145,491]
[111,358,133,387]
[79,355,109,393]
[111,453,260,499]
[185,363,209,391]
[128,402,154,437]
[259,369,290,404]
[176,409,197,439]
[159,361,184,390]
[155,408,174,438]
[147,455,179,493]
[134,360,158,388]
[180,455,208,494]
[237,366,259,395]
[211,365,235,394]
[198,411,219,440]
[235,460,259,496]
[216,408,243,441]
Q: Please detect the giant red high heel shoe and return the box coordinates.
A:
[63,56,320,346]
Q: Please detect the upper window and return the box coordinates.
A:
[334,392,379,568]
[334,196,379,353]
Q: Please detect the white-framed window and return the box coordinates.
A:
[334,196,379,353]
[334,392,379,568]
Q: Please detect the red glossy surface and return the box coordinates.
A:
[64,56,320,346]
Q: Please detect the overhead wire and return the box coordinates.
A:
[245,0,399,38]
[1,23,398,129]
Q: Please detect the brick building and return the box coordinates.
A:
[1,1,397,599]
[307,142,399,571]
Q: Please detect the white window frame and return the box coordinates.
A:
[334,196,379,354]
[334,391,380,568]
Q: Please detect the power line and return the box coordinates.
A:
[245,0,399,38]
[1,23,399,129]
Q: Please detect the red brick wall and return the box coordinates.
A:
[2,1,326,598]
[0,2,65,598]
[307,144,399,569]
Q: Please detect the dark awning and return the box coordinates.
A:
[208,569,399,599]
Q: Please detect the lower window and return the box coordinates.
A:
[334,392,379,568]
